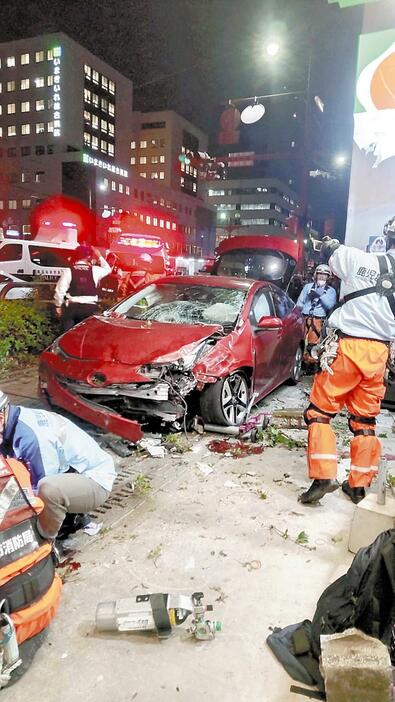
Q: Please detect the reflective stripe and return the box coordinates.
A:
[350,465,378,474]
[310,453,338,460]
[0,477,19,524]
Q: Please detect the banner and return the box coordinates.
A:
[345,28,395,248]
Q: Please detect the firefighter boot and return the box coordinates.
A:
[341,480,366,505]
[299,479,339,504]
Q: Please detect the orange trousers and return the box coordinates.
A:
[305,337,388,488]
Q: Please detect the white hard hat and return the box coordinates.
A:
[315,264,331,276]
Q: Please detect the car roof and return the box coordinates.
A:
[156,275,265,291]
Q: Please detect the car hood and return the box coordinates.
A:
[59,316,221,365]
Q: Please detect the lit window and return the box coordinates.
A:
[193,182,197,192]
[108,123,114,137]
[35,171,44,182]
[35,77,45,88]
[130,140,136,149]
[101,75,108,90]
[108,143,114,156]
[172,222,176,231]
[130,157,136,165]
[0,83,2,94]
[7,81,15,92]
[119,183,123,193]
[47,75,54,86]
[21,53,30,65]
[111,181,116,191]
[92,114,98,130]
[92,93,99,108]
[159,219,164,228]
[91,135,98,150]
[7,103,15,114]
[166,221,170,229]
[21,101,30,112]
[21,123,30,135]
[160,155,165,163]
[36,99,45,111]
[153,217,158,226]
[47,121,54,132]
[101,97,108,112]
[84,132,91,146]
[151,156,158,164]
[100,139,107,153]
[159,171,165,180]
[100,119,107,133]
[7,57,15,68]
[0,201,3,209]
[35,51,44,63]
[84,88,91,103]
[125,186,130,195]
[7,125,16,137]
[108,102,115,117]
[9,200,17,209]
[22,199,31,209]
[103,178,109,188]
[146,215,151,225]
[0,106,2,115]
[36,123,45,134]
[139,156,147,164]
[92,69,99,84]
[140,140,147,148]
[84,64,91,79]
[108,80,115,94]
[53,47,62,58]
[47,49,54,61]
[140,172,146,179]
[84,110,91,123]
[151,172,158,179]
[291,140,296,148]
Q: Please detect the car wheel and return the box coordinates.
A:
[288,345,303,385]
[200,371,249,426]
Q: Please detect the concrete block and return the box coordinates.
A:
[321,628,392,702]
[348,493,395,554]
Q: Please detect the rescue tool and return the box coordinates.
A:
[95,591,221,641]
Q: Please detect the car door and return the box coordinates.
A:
[0,243,24,275]
[269,286,298,380]
[250,287,282,397]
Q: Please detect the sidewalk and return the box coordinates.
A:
[3,371,392,702]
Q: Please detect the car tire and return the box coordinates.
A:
[200,371,249,426]
[288,345,303,385]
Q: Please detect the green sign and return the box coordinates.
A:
[328,0,380,7]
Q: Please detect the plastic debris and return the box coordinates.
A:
[197,462,214,477]
[139,438,166,458]
[83,521,103,536]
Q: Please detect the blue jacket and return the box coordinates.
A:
[296,283,337,318]
[1,406,116,492]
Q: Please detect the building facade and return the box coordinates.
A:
[203,177,298,246]
[0,34,215,257]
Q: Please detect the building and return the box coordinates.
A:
[130,110,208,197]
[0,33,215,258]
[203,177,298,246]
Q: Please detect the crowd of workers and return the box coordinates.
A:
[0,221,394,550]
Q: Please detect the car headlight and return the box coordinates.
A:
[49,339,70,360]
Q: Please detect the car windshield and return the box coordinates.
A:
[112,283,247,326]
[215,248,294,284]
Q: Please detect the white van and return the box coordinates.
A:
[0,240,77,281]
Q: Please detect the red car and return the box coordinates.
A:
[39,276,304,441]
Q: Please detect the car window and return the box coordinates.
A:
[28,246,71,267]
[271,288,294,319]
[251,289,272,323]
[0,244,22,262]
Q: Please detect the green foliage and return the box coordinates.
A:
[259,425,306,450]
[296,531,309,545]
[134,473,152,494]
[0,300,56,369]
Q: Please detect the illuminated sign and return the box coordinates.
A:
[83,153,128,178]
[346,28,395,248]
[117,236,162,249]
[52,46,62,137]
[328,0,379,6]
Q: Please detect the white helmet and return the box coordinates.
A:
[0,391,9,412]
[315,264,331,277]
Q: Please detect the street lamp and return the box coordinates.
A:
[333,154,348,167]
[265,40,281,59]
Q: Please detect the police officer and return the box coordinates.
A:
[54,245,111,331]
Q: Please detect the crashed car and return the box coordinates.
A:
[39,275,304,441]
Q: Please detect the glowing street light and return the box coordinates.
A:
[265,40,281,59]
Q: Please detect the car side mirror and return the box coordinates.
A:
[257,315,283,330]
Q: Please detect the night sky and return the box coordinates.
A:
[0,0,364,232]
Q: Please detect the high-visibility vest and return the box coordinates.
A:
[0,456,62,644]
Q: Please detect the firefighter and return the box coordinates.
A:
[296,264,337,368]
[0,391,116,540]
[54,244,111,331]
[299,222,395,505]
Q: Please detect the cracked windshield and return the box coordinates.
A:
[113,283,246,325]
